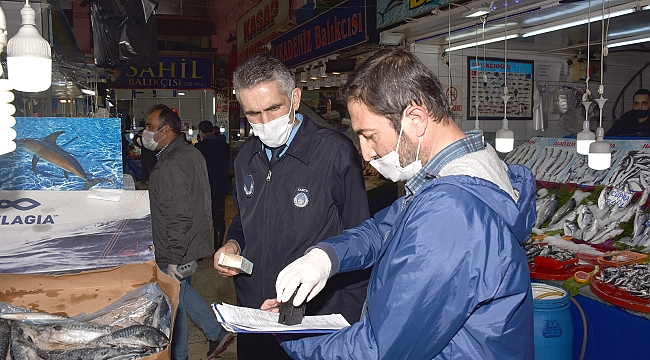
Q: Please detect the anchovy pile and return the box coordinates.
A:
[526,243,577,263]
[596,264,650,298]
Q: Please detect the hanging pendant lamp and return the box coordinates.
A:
[495,0,514,153]
[576,0,596,155]
[587,0,611,170]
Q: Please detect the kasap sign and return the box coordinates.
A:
[108,56,213,89]
[236,0,290,64]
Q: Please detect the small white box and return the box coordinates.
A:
[218,253,253,275]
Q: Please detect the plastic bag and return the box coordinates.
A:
[532,83,547,131]
[87,0,159,68]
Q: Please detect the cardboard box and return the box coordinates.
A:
[0,261,179,359]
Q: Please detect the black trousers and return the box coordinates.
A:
[237,333,292,360]
[212,195,226,249]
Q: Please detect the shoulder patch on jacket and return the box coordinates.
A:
[293,187,310,208]
[243,175,254,197]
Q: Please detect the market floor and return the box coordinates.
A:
[187,194,238,360]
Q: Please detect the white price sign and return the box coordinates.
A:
[605,188,633,208]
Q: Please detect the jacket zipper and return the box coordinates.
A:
[266,170,272,181]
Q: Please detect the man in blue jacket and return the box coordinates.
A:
[272,49,537,359]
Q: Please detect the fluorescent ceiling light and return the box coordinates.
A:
[178,92,186,96]
[608,35,650,48]
[463,7,491,18]
[379,32,405,46]
[81,89,95,96]
[523,8,635,38]
[446,33,519,52]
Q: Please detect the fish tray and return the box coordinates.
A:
[597,251,647,268]
[534,255,579,270]
[529,262,596,281]
[591,275,650,313]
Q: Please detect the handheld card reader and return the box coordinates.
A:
[278,288,305,325]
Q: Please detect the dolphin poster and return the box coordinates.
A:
[0,117,123,191]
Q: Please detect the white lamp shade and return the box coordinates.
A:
[7,3,52,93]
[588,139,611,170]
[495,127,515,153]
[576,138,595,155]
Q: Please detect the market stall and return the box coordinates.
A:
[509,137,650,359]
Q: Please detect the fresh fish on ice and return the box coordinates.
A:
[582,218,600,241]
[563,220,578,237]
[535,194,558,228]
[590,228,624,244]
[537,187,549,200]
[549,198,576,226]
[589,221,620,243]
[634,207,648,238]
[598,187,611,210]
[577,206,594,230]
[547,209,577,231]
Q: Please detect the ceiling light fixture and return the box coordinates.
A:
[81,88,95,96]
[0,5,17,156]
[7,0,52,93]
[607,34,650,48]
[577,0,595,155]
[178,92,186,96]
[588,0,611,170]
[522,7,635,38]
[445,33,519,52]
[463,2,493,18]
[379,32,405,46]
[495,0,514,153]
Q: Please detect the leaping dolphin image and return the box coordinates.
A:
[15,131,110,190]
[378,0,403,20]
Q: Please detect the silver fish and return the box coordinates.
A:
[535,194,558,228]
[591,228,624,244]
[640,187,650,206]
[549,198,576,226]
[577,206,594,230]
[13,321,115,349]
[590,221,620,244]
[0,318,9,360]
[545,150,567,181]
[10,326,43,360]
[563,220,578,237]
[598,187,611,210]
[582,218,599,241]
[547,209,577,231]
[33,345,151,360]
[91,325,169,349]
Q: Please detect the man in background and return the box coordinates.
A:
[195,120,231,249]
[214,53,371,360]
[606,89,650,136]
[145,105,233,360]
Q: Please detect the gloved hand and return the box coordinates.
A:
[167,264,184,281]
[276,248,332,306]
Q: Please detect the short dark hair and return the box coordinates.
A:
[634,89,650,98]
[146,104,181,134]
[232,53,295,102]
[339,49,452,131]
[198,120,214,134]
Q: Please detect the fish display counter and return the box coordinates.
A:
[509,137,650,359]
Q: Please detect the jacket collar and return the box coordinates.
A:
[157,136,184,161]
[245,114,315,166]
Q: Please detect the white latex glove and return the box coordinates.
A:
[276,248,332,306]
[167,264,184,280]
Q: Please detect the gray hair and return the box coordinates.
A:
[232,54,295,102]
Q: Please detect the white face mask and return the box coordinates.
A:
[142,125,167,151]
[369,116,422,182]
[249,92,295,148]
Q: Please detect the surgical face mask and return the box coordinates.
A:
[369,116,422,182]
[142,125,167,151]
[249,92,295,148]
[633,108,650,119]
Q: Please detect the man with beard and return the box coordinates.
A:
[269,49,537,359]
[606,89,650,136]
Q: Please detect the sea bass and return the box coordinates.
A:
[535,194,558,228]
[577,206,594,230]
[549,198,576,226]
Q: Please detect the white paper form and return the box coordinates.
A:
[213,303,350,334]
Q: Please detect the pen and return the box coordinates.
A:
[260,305,280,311]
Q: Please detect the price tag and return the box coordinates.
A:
[605,188,633,208]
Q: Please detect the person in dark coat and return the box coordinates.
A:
[213,53,371,360]
[606,89,650,136]
[195,120,231,249]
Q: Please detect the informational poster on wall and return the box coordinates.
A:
[0,190,154,274]
[0,117,123,191]
[468,58,534,120]
[506,137,650,191]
